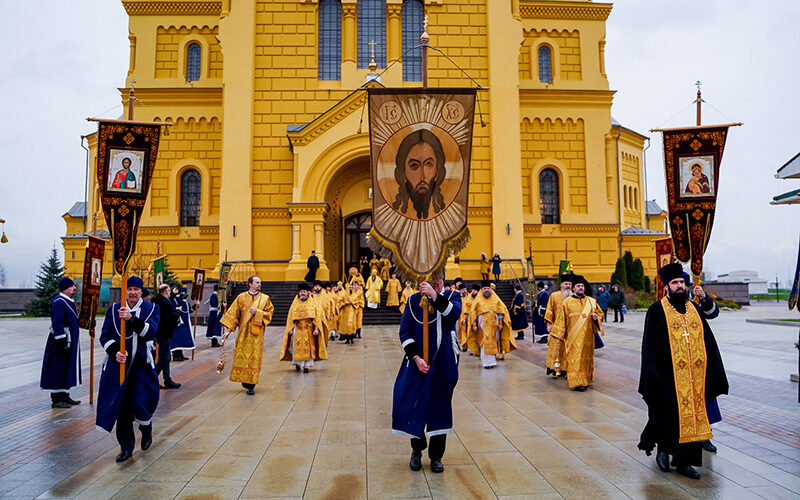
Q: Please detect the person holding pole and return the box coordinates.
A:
[392,276,461,473]
[96,276,160,463]
[40,277,82,408]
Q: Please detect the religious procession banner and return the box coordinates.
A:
[219,261,232,302]
[659,125,729,279]
[654,237,674,300]
[95,120,162,274]
[78,235,106,330]
[558,260,572,276]
[789,236,800,311]
[152,255,166,290]
[366,88,477,282]
[191,268,206,302]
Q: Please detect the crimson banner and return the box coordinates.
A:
[366,88,476,282]
[95,120,162,274]
[661,125,729,278]
[191,268,206,302]
[78,235,106,330]
[654,237,674,300]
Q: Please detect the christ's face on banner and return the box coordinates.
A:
[393,129,446,220]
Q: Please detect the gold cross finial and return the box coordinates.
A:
[423,15,429,32]
[368,39,377,71]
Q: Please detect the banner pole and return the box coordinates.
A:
[420,16,429,88]
[421,296,429,365]
[90,217,98,404]
[119,269,127,385]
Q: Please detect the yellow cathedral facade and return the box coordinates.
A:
[62,0,667,284]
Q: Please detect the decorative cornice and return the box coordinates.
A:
[122,0,222,16]
[525,223,620,234]
[139,226,181,236]
[519,1,612,21]
[287,202,329,217]
[252,207,291,219]
[118,87,223,109]
[519,89,615,109]
[287,89,371,148]
[468,206,493,218]
[199,226,219,236]
[524,224,542,234]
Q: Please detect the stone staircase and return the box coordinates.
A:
[227,279,529,326]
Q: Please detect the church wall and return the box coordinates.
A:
[155,25,222,80]
[519,28,582,82]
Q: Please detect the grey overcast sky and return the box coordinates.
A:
[0,1,798,288]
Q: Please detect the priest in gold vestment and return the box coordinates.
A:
[379,257,392,281]
[338,281,364,344]
[550,275,603,391]
[638,263,728,480]
[281,283,327,373]
[365,270,383,309]
[399,282,414,314]
[467,282,516,368]
[385,274,402,307]
[220,275,274,395]
[544,274,573,377]
[458,283,478,351]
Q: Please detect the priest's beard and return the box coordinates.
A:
[482,291,492,298]
[562,289,572,298]
[299,296,308,302]
[667,288,688,313]
[406,179,438,219]
[573,292,585,299]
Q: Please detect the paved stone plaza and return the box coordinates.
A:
[0,303,797,499]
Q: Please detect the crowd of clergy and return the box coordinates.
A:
[39,254,727,478]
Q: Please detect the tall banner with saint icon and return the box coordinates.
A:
[78,235,106,329]
[95,120,162,275]
[366,87,477,282]
[191,268,206,302]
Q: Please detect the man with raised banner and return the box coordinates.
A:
[638,262,728,479]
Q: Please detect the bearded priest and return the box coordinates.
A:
[550,275,603,391]
[638,262,728,480]
[281,283,327,373]
[543,274,573,377]
[467,281,515,368]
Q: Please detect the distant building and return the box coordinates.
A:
[771,152,800,205]
[716,270,768,295]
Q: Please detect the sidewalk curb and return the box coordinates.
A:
[745,319,800,328]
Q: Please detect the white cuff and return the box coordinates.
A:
[401,338,415,348]
[54,334,67,340]
[442,301,453,316]
[103,339,116,351]
[138,323,150,337]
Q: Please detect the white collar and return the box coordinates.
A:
[126,298,144,313]
[59,293,75,302]
[248,290,259,295]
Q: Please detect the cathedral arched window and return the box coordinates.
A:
[318,0,342,80]
[186,43,201,82]
[539,168,560,224]
[402,0,424,81]
[358,0,386,69]
[180,169,201,227]
[634,187,639,211]
[624,186,629,209]
[538,45,553,84]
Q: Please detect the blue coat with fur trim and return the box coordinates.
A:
[392,289,462,439]
[96,299,160,433]
[40,294,82,391]
[510,290,529,331]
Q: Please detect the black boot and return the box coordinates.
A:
[211,338,220,347]
[701,440,717,453]
[51,393,71,409]
[430,458,444,473]
[409,451,422,471]
[295,364,301,371]
[64,393,81,405]
[115,448,133,462]
[303,367,309,373]
[677,465,700,479]
[163,380,181,389]
[515,333,524,340]
[140,424,153,450]
[656,450,670,472]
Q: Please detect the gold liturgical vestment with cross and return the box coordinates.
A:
[220,291,274,385]
[281,297,327,362]
[544,290,567,371]
[661,297,712,443]
[339,288,364,336]
[385,278,402,307]
[551,296,603,388]
[467,293,516,356]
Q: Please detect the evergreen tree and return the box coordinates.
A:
[162,260,181,289]
[643,275,651,293]
[610,257,628,288]
[623,251,634,284]
[630,258,645,291]
[26,248,64,316]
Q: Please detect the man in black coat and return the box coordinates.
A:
[152,284,181,389]
[305,251,320,282]
[638,263,728,479]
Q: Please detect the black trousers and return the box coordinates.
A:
[241,383,255,390]
[411,434,446,460]
[155,338,172,383]
[115,388,151,451]
[613,307,624,322]
[660,441,702,468]
[601,310,608,322]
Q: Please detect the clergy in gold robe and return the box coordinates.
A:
[338,282,364,343]
[369,256,380,273]
[281,283,327,373]
[399,282,414,314]
[467,282,516,368]
[379,257,392,281]
[385,274,402,307]
[220,275,274,395]
[550,275,603,391]
[365,270,383,309]
[459,284,479,350]
[350,271,365,288]
[543,274,573,377]
[310,281,330,341]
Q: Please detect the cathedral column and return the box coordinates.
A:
[387,3,402,63]
[286,202,330,280]
[218,0,255,262]
[486,3,525,261]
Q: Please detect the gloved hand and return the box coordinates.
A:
[56,337,69,352]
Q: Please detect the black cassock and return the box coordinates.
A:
[305,255,320,282]
[637,297,728,467]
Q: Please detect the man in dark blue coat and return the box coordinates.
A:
[510,283,529,341]
[533,282,550,343]
[97,276,160,463]
[205,284,222,347]
[170,287,195,361]
[392,278,461,474]
[40,277,82,408]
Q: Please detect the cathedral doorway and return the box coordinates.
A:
[344,212,372,272]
